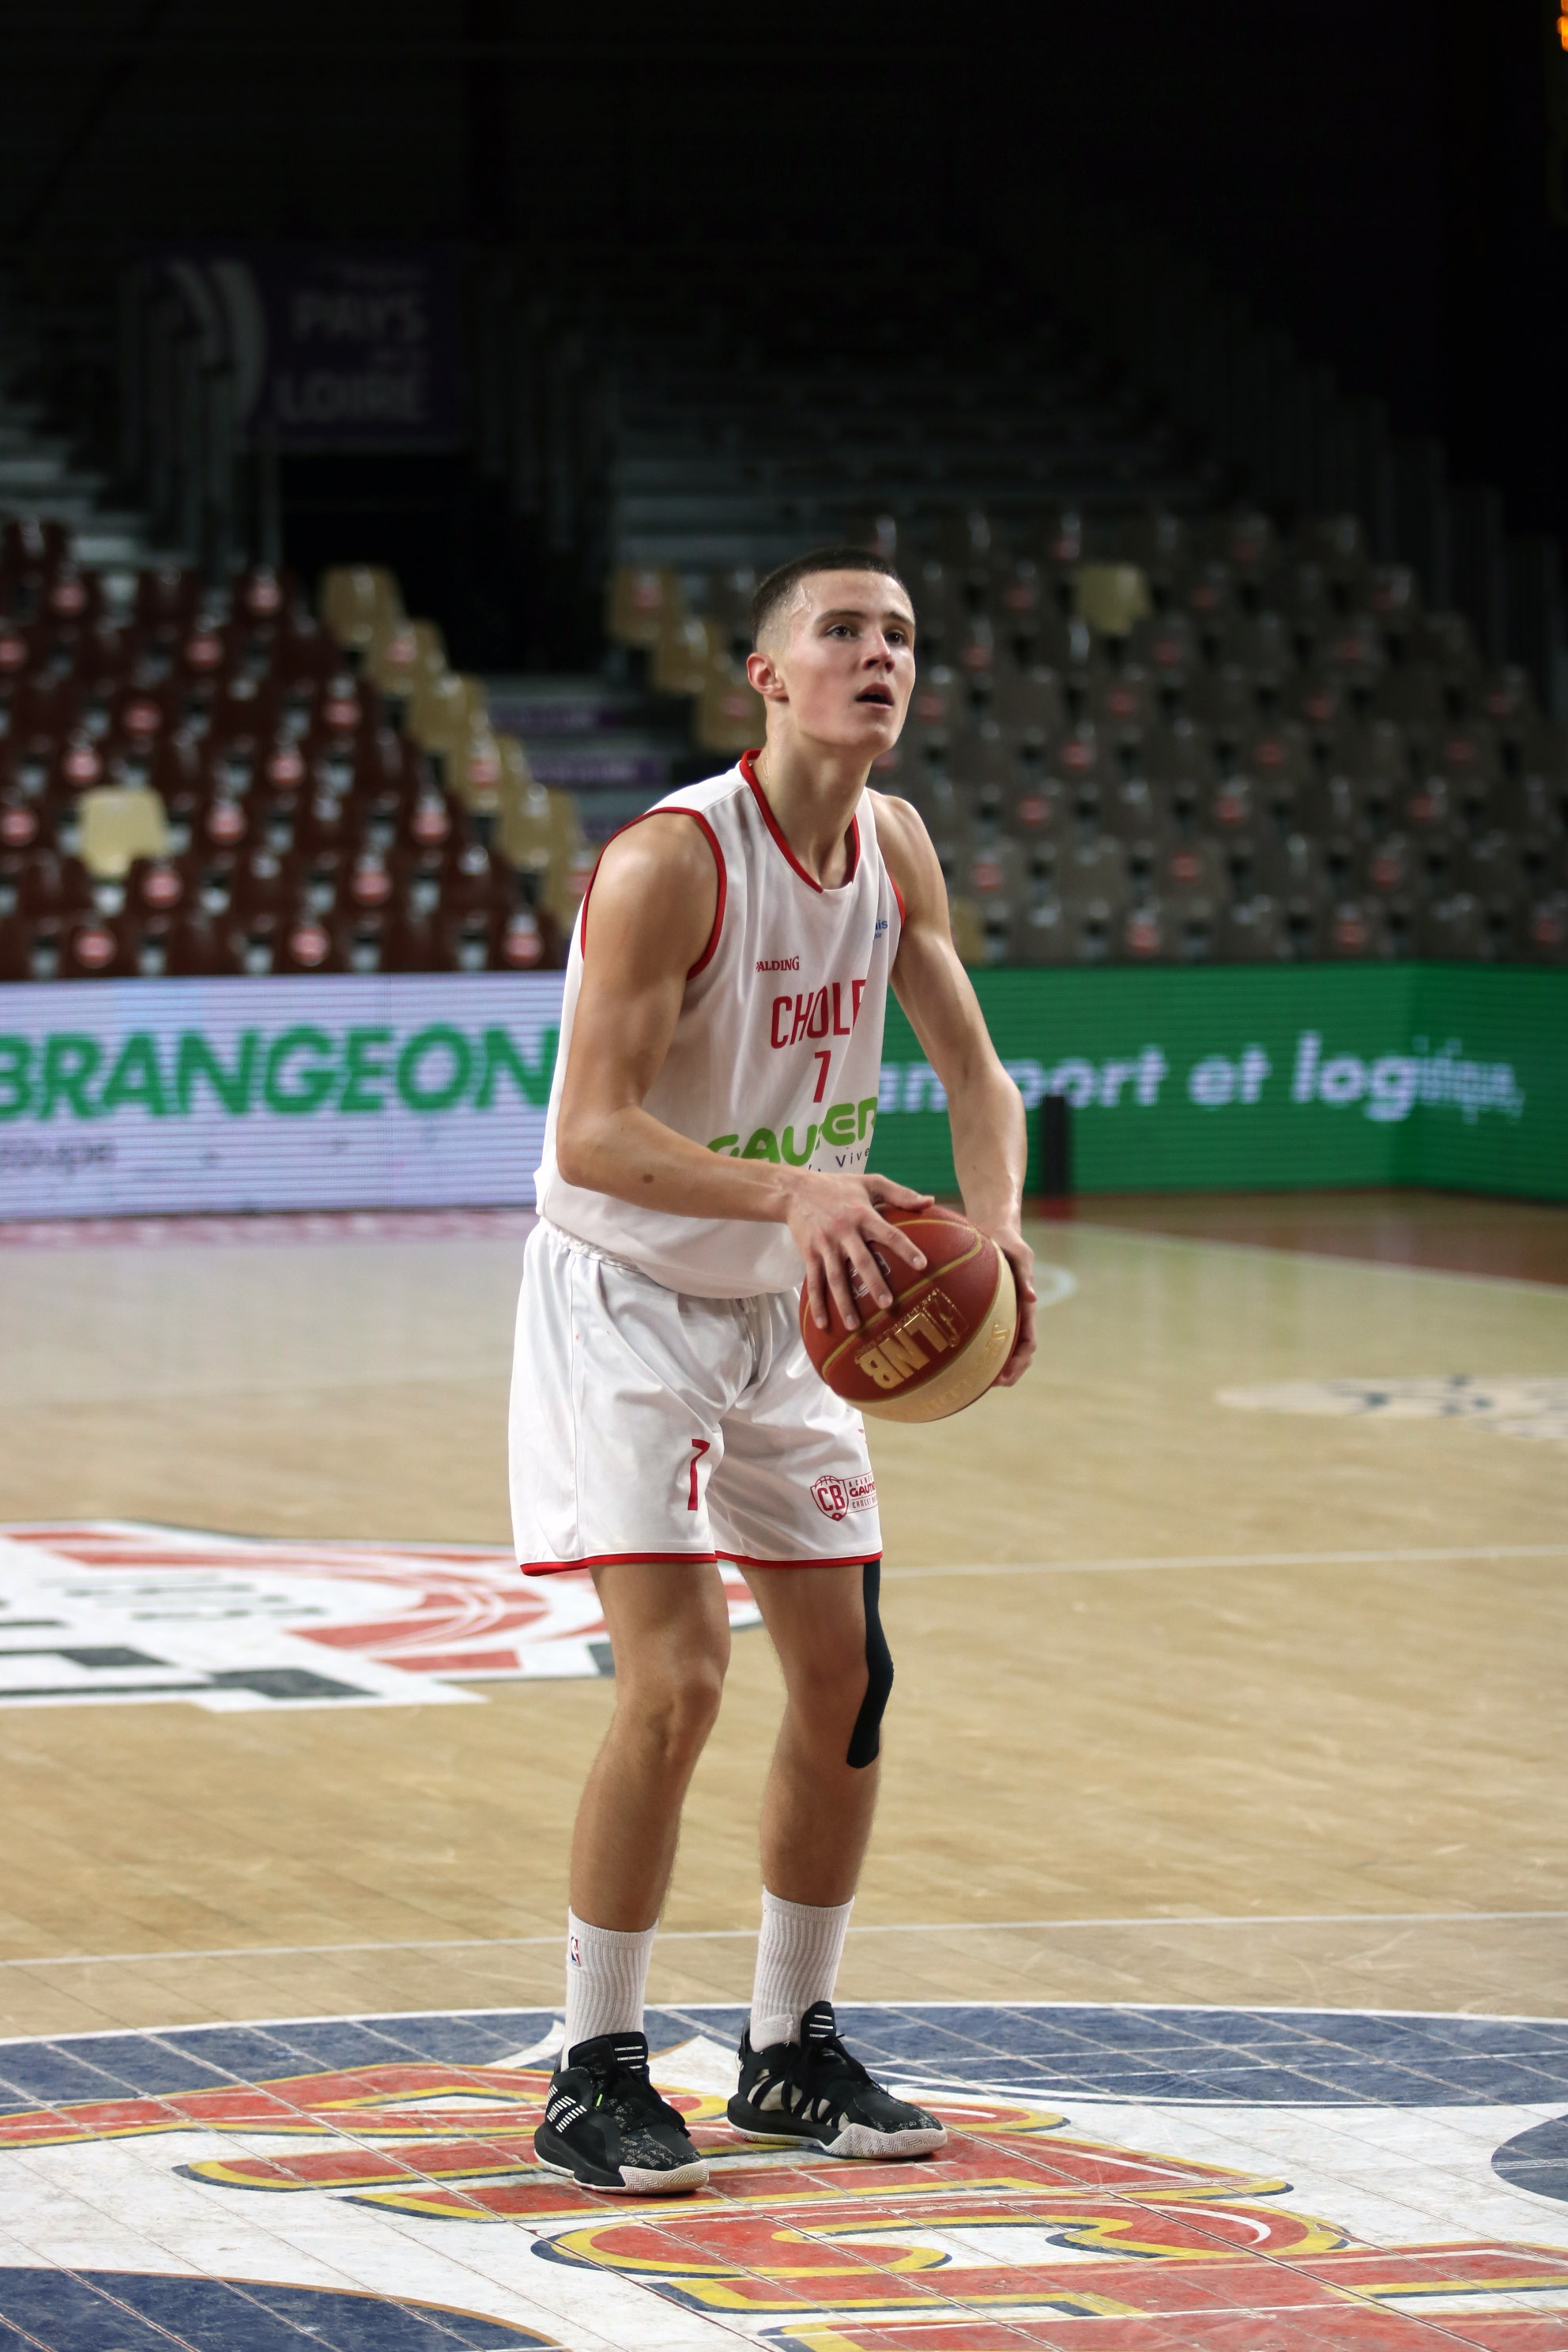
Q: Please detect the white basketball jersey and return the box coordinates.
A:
[535,752,903,1297]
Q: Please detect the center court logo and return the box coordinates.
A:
[0,1521,763,1707]
[809,1471,877,1521]
[2,2005,1564,2350]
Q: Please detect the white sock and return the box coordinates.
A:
[748,1889,854,2051]
[562,1909,657,2055]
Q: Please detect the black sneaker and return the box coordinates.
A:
[533,2030,708,2194]
[727,2000,947,2160]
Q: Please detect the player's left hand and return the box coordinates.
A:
[980,1223,1037,1385]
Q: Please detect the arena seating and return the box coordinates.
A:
[6,242,1566,980]
[0,534,586,978]
[6,496,1565,978]
[608,506,1568,968]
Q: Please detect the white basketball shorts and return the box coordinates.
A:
[509,1219,883,1575]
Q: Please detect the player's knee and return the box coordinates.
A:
[846,1559,894,1770]
[626,1653,726,1769]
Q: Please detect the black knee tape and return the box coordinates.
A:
[846,1559,893,1769]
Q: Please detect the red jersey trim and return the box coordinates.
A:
[578,808,726,978]
[740,749,861,895]
[890,875,906,925]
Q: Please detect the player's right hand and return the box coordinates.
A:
[786,1171,934,1334]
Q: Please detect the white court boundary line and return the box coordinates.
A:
[2,1910,1562,1971]
[8,1992,1568,2048]
[1062,1215,1568,1298]
[884,1543,1568,1578]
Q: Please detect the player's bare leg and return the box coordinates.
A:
[529,1561,729,2197]
[571,1559,733,1928]
[729,1559,945,2158]
[744,1562,881,1905]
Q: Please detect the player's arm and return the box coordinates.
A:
[874,793,1037,1384]
[552,816,933,1329]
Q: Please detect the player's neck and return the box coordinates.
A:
[749,738,868,888]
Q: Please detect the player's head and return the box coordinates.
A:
[746,548,916,760]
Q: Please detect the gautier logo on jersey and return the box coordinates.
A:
[707,1095,877,1165]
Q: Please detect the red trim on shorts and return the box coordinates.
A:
[520,1550,718,1577]
[578,809,726,978]
[520,1548,875,1577]
[741,749,860,893]
[715,1550,877,1570]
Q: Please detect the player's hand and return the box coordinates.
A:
[978,1221,1037,1385]
[786,1170,934,1335]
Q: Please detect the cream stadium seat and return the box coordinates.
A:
[654,608,718,699]
[1074,561,1151,642]
[497,737,554,884]
[366,616,447,703]
[445,722,506,820]
[696,654,765,753]
[406,670,488,762]
[77,784,170,880]
[319,566,403,658]
[607,564,677,651]
[536,790,593,935]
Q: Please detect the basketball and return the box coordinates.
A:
[801,1204,1018,1423]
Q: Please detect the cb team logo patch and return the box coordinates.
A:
[810,1471,876,1521]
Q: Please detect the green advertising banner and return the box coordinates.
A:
[873,964,1568,1200]
[0,964,1562,1218]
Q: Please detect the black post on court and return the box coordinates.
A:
[1039,1093,1072,1201]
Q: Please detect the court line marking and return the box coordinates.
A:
[10,1993,1566,2049]
[2,1911,1563,1970]
[884,1544,1568,1578]
[1064,1216,1568,1298]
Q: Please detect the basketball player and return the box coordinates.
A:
[511,548,1036,2193]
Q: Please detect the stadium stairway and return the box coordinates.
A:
[0,286,179,577]
[484,666,714,842]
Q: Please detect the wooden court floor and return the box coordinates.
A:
[0,1190,1563,2041]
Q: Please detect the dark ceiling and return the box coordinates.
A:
[1,1,1562,548]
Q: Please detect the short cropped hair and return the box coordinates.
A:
[750,545,910,647]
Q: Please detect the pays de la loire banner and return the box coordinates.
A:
[0,965,1563,1220]
[154,244,463,449]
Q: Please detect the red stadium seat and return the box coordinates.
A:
[1521,894,1568,964]
[58,911,138,978]
[1324,898,1391,959]
[160,911,247,978]
[493,905,551,970]
[1216,893,1289,961]
[0,914,34,982]
[273,914,341,973]
[17,851,95,924]
[7,674,85,760]
[1003,770,1067,847]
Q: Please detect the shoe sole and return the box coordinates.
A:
[728,2116,947,2160]
[533,2129,708,2195]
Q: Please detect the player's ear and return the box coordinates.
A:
[746,646,788,702]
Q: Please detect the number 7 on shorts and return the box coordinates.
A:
[687,1438,710,1512]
